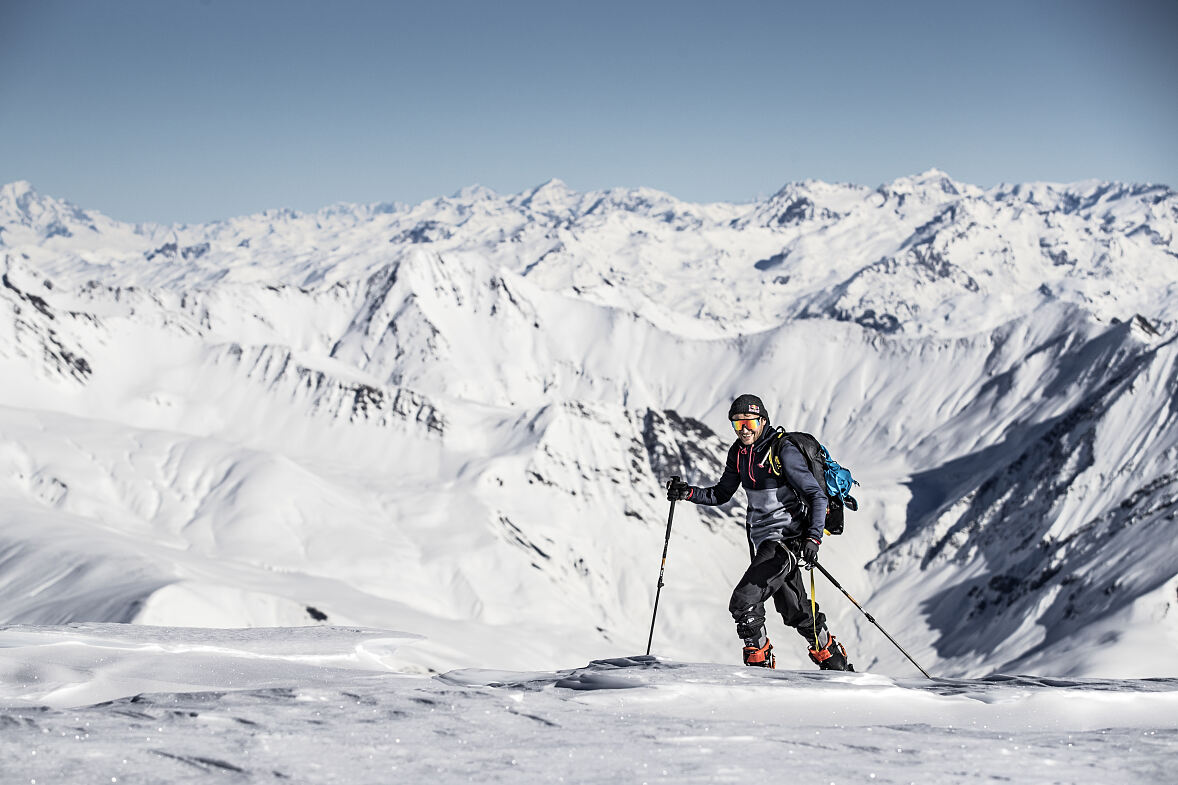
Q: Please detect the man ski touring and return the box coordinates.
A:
[666,394,853,671]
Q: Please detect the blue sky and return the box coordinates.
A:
[3,0,1175,223]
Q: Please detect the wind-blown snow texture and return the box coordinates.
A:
[1,170,1176,686]
[2,626,1176,784]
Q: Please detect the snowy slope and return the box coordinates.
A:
[0,172,1176,680]
[0,625,1175,784]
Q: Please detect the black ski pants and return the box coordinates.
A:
[729,539,827,644]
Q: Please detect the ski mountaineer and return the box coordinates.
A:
[666,394,853,671]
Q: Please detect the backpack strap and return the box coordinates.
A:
[754,427,787,477]
[782,431,828,486]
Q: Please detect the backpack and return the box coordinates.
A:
[762,428,859,536]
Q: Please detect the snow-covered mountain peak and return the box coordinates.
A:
[0,179,36,204]
[748,179,866,228]
[515,177,577,211]
[904,166,959,187]
[873,169,988,209]
[449,184,500,203]
[0,180,99,240]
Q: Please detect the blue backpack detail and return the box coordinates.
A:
[819,445,857,503]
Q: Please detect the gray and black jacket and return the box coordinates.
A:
[685,428,828,552]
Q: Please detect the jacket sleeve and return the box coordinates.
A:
[686,443,741,506]
[781,441,828,540]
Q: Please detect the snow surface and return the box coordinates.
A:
[1,172,1177,779]
[1,625,1175,784]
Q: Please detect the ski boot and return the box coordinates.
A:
[743,639,776,669]
[808,633,853,671]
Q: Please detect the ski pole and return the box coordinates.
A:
[812,560,933,679]
[645,476,680,656]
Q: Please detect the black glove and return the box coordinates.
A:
[666,477,690,502]
[801,537,820,569]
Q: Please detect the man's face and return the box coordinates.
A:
[731,415,763,445]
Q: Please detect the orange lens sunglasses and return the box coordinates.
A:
[731,417,760,432]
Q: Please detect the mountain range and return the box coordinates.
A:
[1,170,1175,677]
